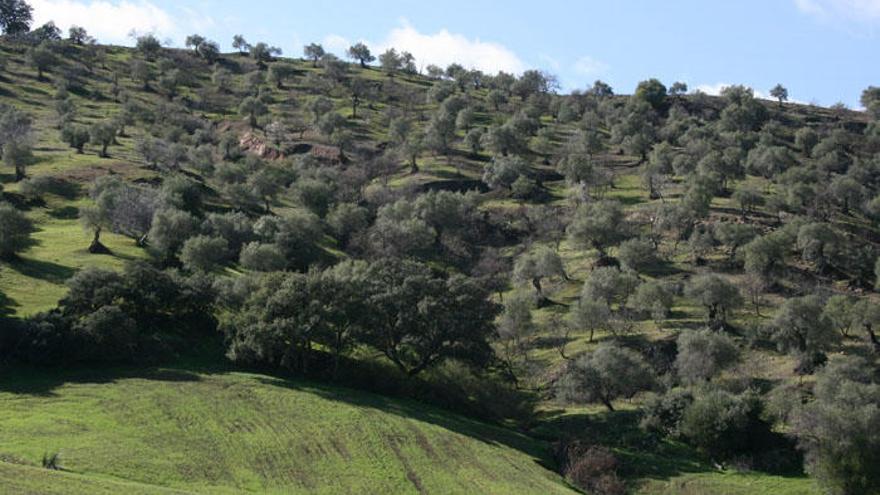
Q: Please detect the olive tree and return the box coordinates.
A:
[674,329,739,384]
[346,42,374,67]
[790,356,880,495]
[770,295,838,368]
[685,274,743,327]
[567,200,630,256]
[558,343,655,411]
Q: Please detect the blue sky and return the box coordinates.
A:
[30,0,880,107]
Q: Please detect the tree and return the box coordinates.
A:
[3,140,31,181]
[668,82,688,96]
[0,202,36,260]
[714,223,757,263]
[347,42,374,67]
[180,235,228,272]
[796,223,840,274]
[250,42,281,67]
[0,0,32,35]
[567,200,630,255]
[617,237,655,272]
[790,355,880,495]
[675,329,739,384]
[89,120,117,158]
[238,242,285,272]
[130,59,153,90]
[513,247,567,300]
[482,155,529,190]
[743,232,789,284]
[361,259,500,376]
[582,266,640,307]
[147,208,198,261]
[558,343,655,411]
[628,280,673,322]
[770,84,788,107]
[862,86,880,118]
[685,274,743,327]
[851,299,880,353]
[496,290,537,369]
[60,124,89,154]
[134,34,161,59]
[379,48,402,74]
[679,388,766,461]
[822,294,858,338]
[68,25,93,44]
[770,295,838,367]
[184,34,205,52]
[634,78,667,112]
[327,202,369,249]
[26,43,56,80]
[304,43,324,67]
[232,34,250,55]
[238,96,267,128]
[568,297,611,344]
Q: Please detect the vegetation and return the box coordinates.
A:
[0,5,878,493]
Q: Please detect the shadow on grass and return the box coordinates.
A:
[7,258,77,284]
[48,206,80,220]
[642,260,686,278]
[0,291,18,317]
[0,365,204,397]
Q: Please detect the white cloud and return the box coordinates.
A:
[693,82,810,105]
[794,0,880,21]
[376,20,525,74]
[322,34,351,57]
[693,82,731,96]
[30,1,214,46]
[31,0,176,44]
[572,56,609,78]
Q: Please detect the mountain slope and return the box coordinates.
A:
[0,367,574,494]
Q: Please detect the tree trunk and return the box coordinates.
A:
[601,397,615,412]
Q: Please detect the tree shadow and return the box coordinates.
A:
[0,365,203,398]
[0,292,18,317]
[48,206,80,220]
[7,258,77,284]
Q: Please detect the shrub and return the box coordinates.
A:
[556,441,626,495]
[679,388,768,461]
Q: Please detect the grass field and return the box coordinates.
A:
[0,365,575,494]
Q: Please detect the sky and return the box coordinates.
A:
[28,0,880,107]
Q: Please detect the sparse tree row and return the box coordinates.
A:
[0,5,879,492]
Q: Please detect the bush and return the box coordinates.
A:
[640,388,694,437]
[679,388,769,461]
[674,329,739,384]
[556,441,626,495]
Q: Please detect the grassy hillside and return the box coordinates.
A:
[0,366,574,494]
[1,32,877,494]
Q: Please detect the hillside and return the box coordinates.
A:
[0,366,574,494]
[0,22,879,495]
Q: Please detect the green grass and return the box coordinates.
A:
[0,366,575,494]
[0,196,147,316]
